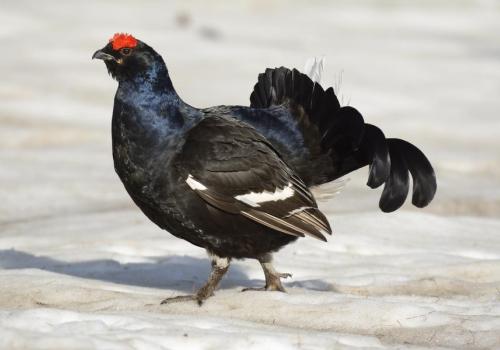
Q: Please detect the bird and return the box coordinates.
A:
[92,33,436,305]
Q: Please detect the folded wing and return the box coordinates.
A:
[178,116,331,241]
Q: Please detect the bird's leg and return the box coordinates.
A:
[161,252,230,306]
[243,253,292,292]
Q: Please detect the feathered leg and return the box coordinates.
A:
[161,252,230,306]
[243,253,292,292]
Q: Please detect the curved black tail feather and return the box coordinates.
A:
[248,67,436,212]
[362,124,391,189]
[380,142,410,212]
[388,139,437,209]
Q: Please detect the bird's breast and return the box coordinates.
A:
[111,115,183,200]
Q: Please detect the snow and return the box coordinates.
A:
[1,0,500,349]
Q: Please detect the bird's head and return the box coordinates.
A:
[93,33,163,82]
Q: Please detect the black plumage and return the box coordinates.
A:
[93,34,436,304]
[247,67,436,210]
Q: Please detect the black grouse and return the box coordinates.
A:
[93,33,436,305]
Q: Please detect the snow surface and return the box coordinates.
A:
[1,0,500,349]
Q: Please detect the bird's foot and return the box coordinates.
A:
[161,294,198,305]
[241,286,267,292]
[241,284,286,292]
[242,271,292,293]
[161,288,214,306]
[161,252,230,306]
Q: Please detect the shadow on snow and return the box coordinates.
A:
[0,249,334,292]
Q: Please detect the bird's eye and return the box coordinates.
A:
[120,48,132,56]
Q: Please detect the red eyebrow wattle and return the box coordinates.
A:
[109,33,138,50]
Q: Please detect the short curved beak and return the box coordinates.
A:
[92,49,116,61]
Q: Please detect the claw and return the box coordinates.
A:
[278,272,292,279]
[241,285,287,292]
[161,295,200,305]
[266,282,287,292]
[160,293,211,306]
[241,287,266,292]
